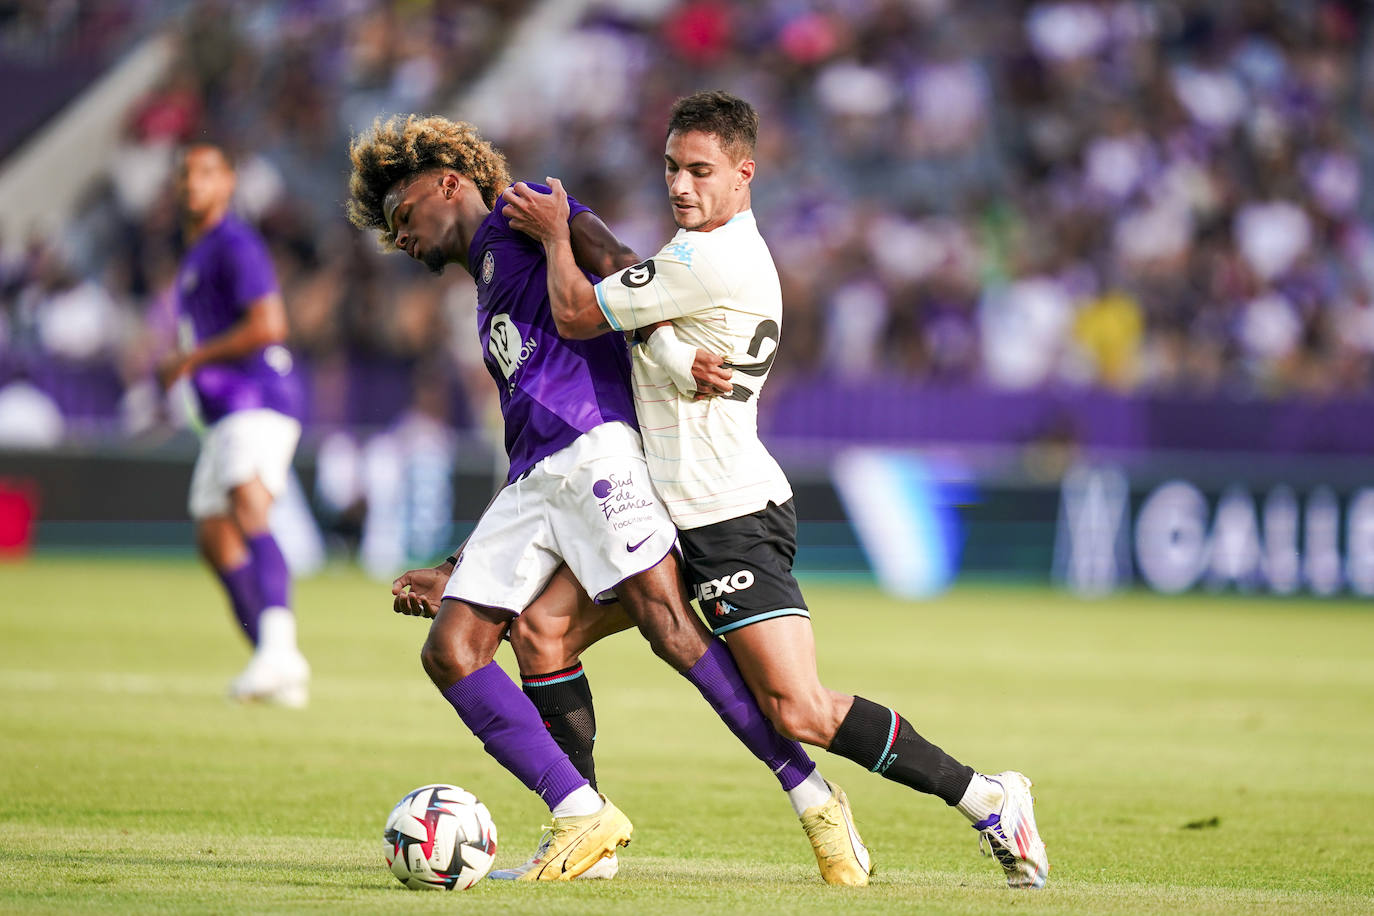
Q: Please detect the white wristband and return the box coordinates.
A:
[644,324,699,396]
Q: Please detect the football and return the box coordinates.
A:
[383,783,498,890]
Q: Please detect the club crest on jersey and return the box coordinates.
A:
[621,259,656,288]
[663,238,694,267]
[481,250,495,284]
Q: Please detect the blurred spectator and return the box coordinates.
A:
[0,376,64,448]
[4,0,1374,449]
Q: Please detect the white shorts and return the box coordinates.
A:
[444,421,677,613]
[188,409,301,519]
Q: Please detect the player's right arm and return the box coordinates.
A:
[502,179,610,339]
[392,535,469,618]
[564,207,729,396]
[569,211,640,278]
[156,293,288,390]
[392,479,498,617]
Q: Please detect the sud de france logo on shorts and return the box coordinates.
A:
[593,471,655,543]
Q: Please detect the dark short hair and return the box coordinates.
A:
[183,140,235,170]
[667,90,757,161]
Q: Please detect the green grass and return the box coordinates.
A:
[1,555,1372,914]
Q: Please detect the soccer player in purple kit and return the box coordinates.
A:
[346,115,870,883]
[158,142,309,707]
[507,90,1050,889]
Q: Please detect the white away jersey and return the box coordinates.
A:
[593,210,792,529]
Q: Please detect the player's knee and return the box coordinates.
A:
[420,632,486,687]
[768,693,830,745]
[646,632,696,672]
[508,615,574,673]
[619,588,702,672]
[418,637,451,686]
[641,605,708,672]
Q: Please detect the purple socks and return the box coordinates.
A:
[216,562,261,644]
[441,662,589,810]
[246,532,291,611]
[684,640,816,791]
[216,532,291,647]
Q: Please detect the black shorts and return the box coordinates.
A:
[678,499,810,635]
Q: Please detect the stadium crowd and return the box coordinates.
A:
[1,0,1372,444]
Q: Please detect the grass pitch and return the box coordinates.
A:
[1,555,1372,914]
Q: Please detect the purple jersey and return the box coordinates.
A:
[471,183,636,483]
[176,214,303,424]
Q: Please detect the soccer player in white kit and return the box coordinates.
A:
[505,90,1049,889]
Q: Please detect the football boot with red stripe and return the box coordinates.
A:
[972,771,1048,888]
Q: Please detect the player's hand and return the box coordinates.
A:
[156,353,193,391]
[391,563,451,619]
[691,350,733,400]
[502,178,571,243]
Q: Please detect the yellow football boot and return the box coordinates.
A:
[799,780,872,886]
[515,795,632,881]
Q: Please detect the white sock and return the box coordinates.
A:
[257,607,297,656]
[956,773,1004,824]
[788,769,834,816]
[551,785,602,819]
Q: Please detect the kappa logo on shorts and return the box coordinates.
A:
[695,570,755,602]
[715,599,738,617]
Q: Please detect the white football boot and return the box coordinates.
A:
[227,649,310,708]
[487,828,619,880]
[972,771,1048,888]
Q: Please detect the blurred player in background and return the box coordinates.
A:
[158,142,309,707]
[348,115,867,884]
[507,89,1050,889]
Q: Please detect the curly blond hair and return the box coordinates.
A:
[347,115,511,246]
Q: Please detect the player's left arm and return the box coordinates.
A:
[503,178,613,340]
[631,322,731,398]
[157,293,288,390]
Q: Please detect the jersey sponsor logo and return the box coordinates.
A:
[621,259,656,288]
[488,313,537,385]
[593,472,654,523]
[481,250,495,284]
[695,569,755,601]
